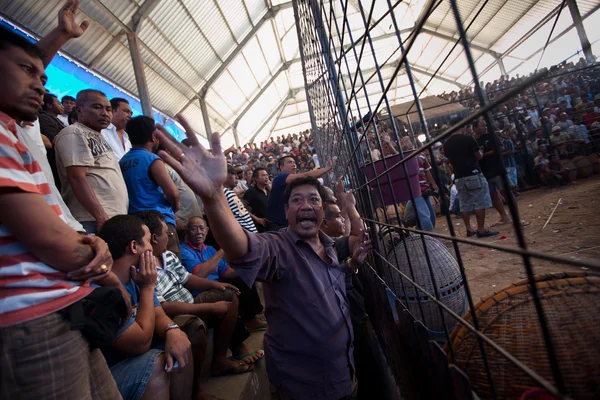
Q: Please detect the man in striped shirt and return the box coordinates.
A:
[224,164,257,233]
[0,4,123,397]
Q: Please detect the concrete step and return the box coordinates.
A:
[199,330,268,400]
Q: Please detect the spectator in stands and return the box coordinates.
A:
[266,155,332,231]
[38,92,65,190]
[136,211,264,376]
[224,164,257,233]
[154,123,357,400]
[243,167,271,232]
[165,163,203,241]
[120,116,181,257]
[235,168,253,193]
[556,112,574,131]
[54,88,129,234]
[500,130,519,195]
[180,216,267,332]
[98,215,198,400]
[0,4,126,397]
[444,117,497,238]
[58,95,76,126]
[474,119,514,227]
[549,125,570,158]
[102,97,132,160]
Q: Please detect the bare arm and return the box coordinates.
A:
[111,286,156,356]
[0,191,93,271]
[36,0,89,68]
[41,134,53,149]
[149,159,180,212]
[160,301,217,319]
[190,249,225,278]
[66,166,109,227]
[184,273,224,292]
[474,150,483,161]
[285,166,332,184]
[202,193,249,260]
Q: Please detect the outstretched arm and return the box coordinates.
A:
[36,0,89,67]
[153,118,249,260]
[285,165,332,184]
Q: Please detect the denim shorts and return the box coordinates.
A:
[456,173,492,213]
[110,349,164,400]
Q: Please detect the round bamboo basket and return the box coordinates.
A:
[449,272,600,399]
[572,155,594,179]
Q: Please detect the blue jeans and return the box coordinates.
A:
[405,196,435,231]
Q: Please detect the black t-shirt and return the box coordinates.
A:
[243,185,269,219]
[476,133,503,178]
[443,134,481,179]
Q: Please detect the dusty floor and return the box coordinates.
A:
[433,175,600,301]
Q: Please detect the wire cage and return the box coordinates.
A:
[292,0,600,399]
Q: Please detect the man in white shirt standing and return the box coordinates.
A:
[58,95,75,126]
[102,97,132,160]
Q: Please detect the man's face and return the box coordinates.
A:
[285,184,324,239]
[559,113,567,121]
[112,101,132,130]
[321,204,345,237]
[152,220,170,256]
[62,99,76,114]
[245,170,253,182]
[77,93,112,131]
[280,157,297,173]
[136,225,153,255]
[52,96,64,115]
[474,120,487,136]
[255,169,270,186]
[0,46,46,122]
[225,172,238,189]
[186,217,207,247]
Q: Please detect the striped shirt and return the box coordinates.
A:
[223,187,257,233]
[0,112,93,327]
[155,250,194,304]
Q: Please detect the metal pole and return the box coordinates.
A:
[127,32,153,117]
[566,0,595,63]
[198,96,212,139]
[497,57,507,77]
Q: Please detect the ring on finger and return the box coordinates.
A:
[100,264,108,273]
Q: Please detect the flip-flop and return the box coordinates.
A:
[490,220,511,227]
[229,349,265,363]
[467,230,477,237]
[477,229,499,238]
[248,322,268,332]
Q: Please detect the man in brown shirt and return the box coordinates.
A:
[54,89,128,234]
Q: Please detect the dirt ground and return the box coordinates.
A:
[433,175,600,301]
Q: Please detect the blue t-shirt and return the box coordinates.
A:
[180,243,230,296]
[266,172,290,227]
[101,279,162,367]
[119,148,176,225]
[502,139,516,169]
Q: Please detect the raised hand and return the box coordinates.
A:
[153,116,227,201]
[58,0,90,39]
[131,250,158,288]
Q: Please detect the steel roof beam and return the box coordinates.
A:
[248,89,300,144]
[421,28,502,58]
[131,0,163,32]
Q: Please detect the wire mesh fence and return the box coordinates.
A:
[293,1,600,399]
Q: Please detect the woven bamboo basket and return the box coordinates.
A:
[449,272,600,399]
[387,235,467,341]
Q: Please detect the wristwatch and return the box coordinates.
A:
[165,323,180,333]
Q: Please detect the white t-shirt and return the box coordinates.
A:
[101,123,132,161]
[57,113,69,127]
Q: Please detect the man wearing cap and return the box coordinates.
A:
[549,125,570,158]
[557,112,573,132]
[224,164,257,233]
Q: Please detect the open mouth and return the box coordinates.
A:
[297,215,317,229]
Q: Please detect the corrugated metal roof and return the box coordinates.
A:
[1,0,598,144]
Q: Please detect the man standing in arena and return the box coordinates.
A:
[266,155,332,231]
[0,1,126,397]
[444,117,498,238]
[154,119,371,400]
[54,88,129,234]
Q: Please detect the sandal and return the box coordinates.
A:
[248,322,268,332]
[477,229,499,238]
[229,349,265,364]
[467,230,477,237]
[210,361,254,377]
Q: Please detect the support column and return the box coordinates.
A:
[127,32,153,117]
[198,95,212,137]
[497,57,507,77]
[566,0,594,63]
[232,121,241,148]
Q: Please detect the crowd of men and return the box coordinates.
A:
[0,2,376,400]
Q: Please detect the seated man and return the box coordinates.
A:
[180,216,267,332]
[98,215,199,400]
[135,211,263,376]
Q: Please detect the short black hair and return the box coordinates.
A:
[42,93,57,111]
[324,201,340,220]
[76,89,107,107]
[283,176,327,206]
[68,109,78,125]
[61,95,76,104]
[278,155,295,169]
[126,116,155,145]
[253,167,267,179]
[0,26,44,60]
[110,97,129,111]
[98,215,145,260]
[135,210,165,236]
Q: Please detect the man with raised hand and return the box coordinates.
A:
[153,118,361,400]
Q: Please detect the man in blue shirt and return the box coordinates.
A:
[99,214,208,400]
[266,155,331,231]
[119,116,181,258]
[180,216,267,332]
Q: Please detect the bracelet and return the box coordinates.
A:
[165,323,180,333]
